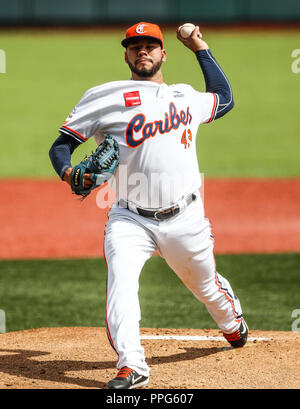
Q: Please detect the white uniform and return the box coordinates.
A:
[60,80,243,376]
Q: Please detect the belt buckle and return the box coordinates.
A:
[154,204,180,220]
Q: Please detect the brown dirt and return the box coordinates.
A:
[1,178,300,259]
[0,327,299,389]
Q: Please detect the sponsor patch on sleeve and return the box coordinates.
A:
[124,91,141,107]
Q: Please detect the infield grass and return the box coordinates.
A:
[0,253,299,333]
[0,29,299,178]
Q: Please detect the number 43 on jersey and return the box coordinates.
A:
[181,129,192,149]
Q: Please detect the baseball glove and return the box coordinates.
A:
[71,135,119,199]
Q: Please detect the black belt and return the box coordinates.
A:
[119,193,197,221]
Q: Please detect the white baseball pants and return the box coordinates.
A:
[104,195,243,377]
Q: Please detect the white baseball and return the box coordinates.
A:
[180,23,195,39]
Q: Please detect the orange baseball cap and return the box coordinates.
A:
[121,22,163,48]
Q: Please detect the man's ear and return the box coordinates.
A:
[162,49,167,62]
[124,51,128,64]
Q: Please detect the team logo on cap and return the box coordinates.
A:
[136,24,147,34]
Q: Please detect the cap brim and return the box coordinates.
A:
[121,35,163,48]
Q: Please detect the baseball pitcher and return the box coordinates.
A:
[49,22,248,389]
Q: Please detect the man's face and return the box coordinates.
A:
[125,38,167,78]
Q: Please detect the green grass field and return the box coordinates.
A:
[0,29,299,177]
[0,254,299,333]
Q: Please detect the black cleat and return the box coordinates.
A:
[223,319,249,348]
[107,366,149,389]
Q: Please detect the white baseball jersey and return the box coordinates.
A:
[59,80,217,208]
[59,79,245,378]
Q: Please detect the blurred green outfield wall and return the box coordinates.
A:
[0,0,300,25]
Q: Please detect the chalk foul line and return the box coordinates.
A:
[141,334,269,342]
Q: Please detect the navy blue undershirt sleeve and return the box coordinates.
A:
[195,49,234,119]
[49,132,81,179]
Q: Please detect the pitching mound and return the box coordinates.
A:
[0,327,299,389]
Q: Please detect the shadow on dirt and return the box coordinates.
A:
[0,346,230,388]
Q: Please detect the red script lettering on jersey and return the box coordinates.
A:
[126,102,192,148]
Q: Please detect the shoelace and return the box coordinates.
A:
[117,367,135,378]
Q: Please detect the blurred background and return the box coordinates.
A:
[1,0,300,177]
[0,0,299,333]
[1,0,300,26]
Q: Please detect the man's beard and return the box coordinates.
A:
[128,58,163,78]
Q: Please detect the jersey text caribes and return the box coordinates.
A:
[126,102,192,148]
